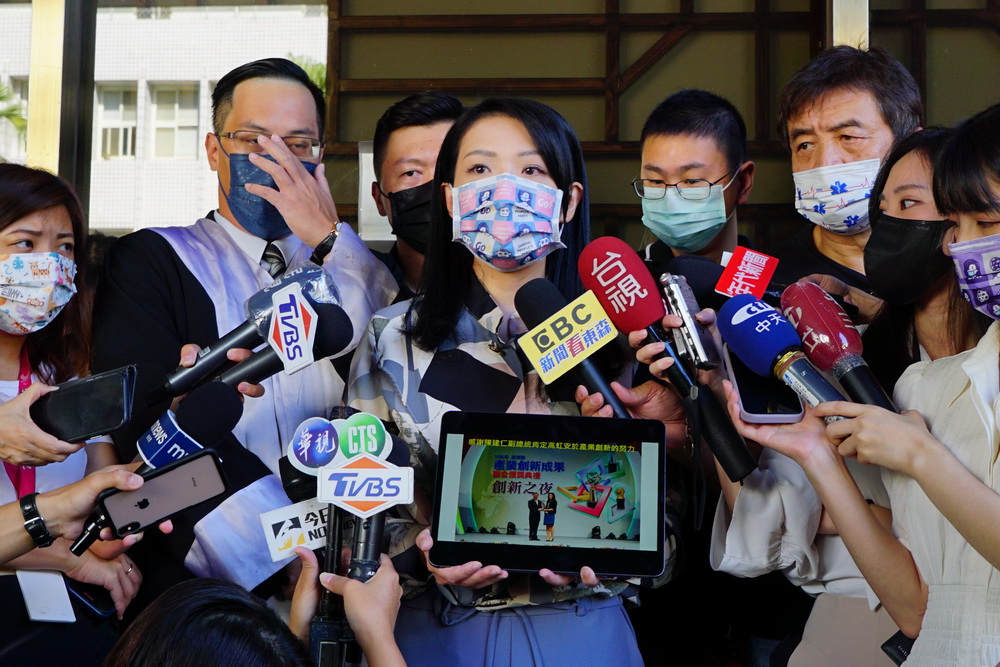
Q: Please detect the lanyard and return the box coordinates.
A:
[4,346,35,497]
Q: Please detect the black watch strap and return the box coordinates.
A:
[20,492,55,548]
[310,225,339,265]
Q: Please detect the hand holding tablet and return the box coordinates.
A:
[429,411,668,579]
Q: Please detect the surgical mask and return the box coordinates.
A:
[949,234,1000,321]
[640,175,738,253]
[0,253,77,335]
[451,173,565,272]
[223,153,319,240]
[863,213,953,305]
[385,181,434,254]
[793,158,880,235]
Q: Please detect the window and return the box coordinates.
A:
[98,85,137,159]
[151,84,198,159]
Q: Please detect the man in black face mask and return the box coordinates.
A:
[370,92,464,301]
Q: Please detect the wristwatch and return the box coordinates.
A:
[310,224,340,265]
[20,492,55,548]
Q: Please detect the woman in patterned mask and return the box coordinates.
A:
[348,98,641,667]
[0,164,139,663]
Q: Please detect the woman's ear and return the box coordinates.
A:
[443,182,454,219]
[562,182,584,224]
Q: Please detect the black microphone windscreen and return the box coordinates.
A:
[311,303,355,359]
[174,381,244,446]
[514,279,568,329]
[663,254,729,312]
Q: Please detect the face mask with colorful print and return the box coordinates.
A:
[793,158,880,235]
[0,252,77,335]
[949,233,1000,321]
[451,173,565,272]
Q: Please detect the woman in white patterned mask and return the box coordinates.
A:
[725,102,1000,667]
[0,164,140,665]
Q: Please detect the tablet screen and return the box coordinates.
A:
[430,411,666,578]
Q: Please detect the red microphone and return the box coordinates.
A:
[579,237,756,482]
[578,237,697,399]
[780,282,896,412]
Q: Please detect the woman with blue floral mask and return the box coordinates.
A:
[723,102,1000,666]
[348,99,642,667]
[0,164,143,663]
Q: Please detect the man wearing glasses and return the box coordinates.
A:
[631,89,755,281]
[91,59,396,610]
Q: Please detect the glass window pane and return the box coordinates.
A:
[176,127,198,159]
[102,90,120,122]
[112,128,122,157]
[122,89,136,122]
[178,89,198,125]
[126,127,135,157]
[155,127,174,158]
[155,90,176,122]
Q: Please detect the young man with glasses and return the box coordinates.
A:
[632,89,755,280]
[91,58,397,611]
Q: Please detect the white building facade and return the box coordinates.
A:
[0,3,327,232]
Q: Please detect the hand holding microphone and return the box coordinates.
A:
[717,294,848,422]
[780,282,897,412]
[69,381,244,556]
[148,266,340,405]
[577,237,756,482]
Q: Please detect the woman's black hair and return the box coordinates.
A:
[933,102,1000,217]
[868,127,951,225]
[409,97,590,352]
[103,579,311,667]
[0,163,91,383]
[864,127,991,390]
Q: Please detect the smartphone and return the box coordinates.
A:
[30,365,136,442]
[721,343,804,424]
[660,273,720,370]
[65,579,115,618]
[97,449,228,538]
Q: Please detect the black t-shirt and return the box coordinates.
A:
[771,225,870,291]
[640,235,753,285]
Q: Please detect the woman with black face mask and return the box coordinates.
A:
[861,128,991,391]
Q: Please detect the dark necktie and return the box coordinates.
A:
[262,242,285,278]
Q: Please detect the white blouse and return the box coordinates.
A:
[887,321,1000,666]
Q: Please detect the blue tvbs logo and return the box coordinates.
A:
[318,453,413,519]
[267,284,318,374]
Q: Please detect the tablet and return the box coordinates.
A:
[430,410,666,578]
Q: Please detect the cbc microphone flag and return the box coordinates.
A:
[518,291,617,384]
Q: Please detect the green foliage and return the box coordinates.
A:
[288,55,327,97]
[0,83,27,135]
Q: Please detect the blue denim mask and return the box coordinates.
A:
[222,154,319,240]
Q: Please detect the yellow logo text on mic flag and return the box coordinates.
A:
[519,290,617,384]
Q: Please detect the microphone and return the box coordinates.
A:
[134,381,245,475]
[578,237,756,482]
[717,294,847,419]
[780,282,897,412]
[579,239,698,398]
[663,254,785,312]
[514,278,630,419]
[215,303,354,387]
[70,381,244,555]
[148,266,339,405]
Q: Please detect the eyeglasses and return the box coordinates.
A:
[631,164,741,201]
[215,131,322,159]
